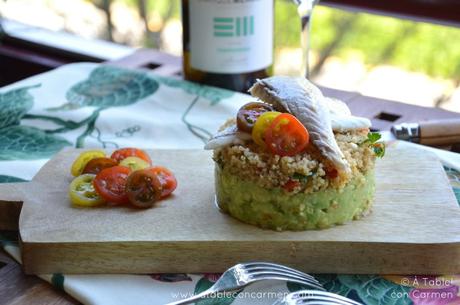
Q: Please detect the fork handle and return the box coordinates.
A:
[165,289,214,305]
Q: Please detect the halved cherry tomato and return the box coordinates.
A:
[120,156,150,172]
[125,169,162,208]
[236,102,274,133]
[251,111,281,148]
[265,113,309,157]
[282,180,300,192]
[82,157,118,175]
[147,166,177,198]
[325,168,338,179]
[71,150,106,176]
[69,174,105,207]
[111,148,152,165]
[93,166,131,204]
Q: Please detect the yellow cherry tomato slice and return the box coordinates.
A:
[69,174,105,207]
[71,150,106,177]
[120,156,150,171]
[265,113,310,156]
[252,111,281,148]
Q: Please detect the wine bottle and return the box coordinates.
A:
[182,0,274,92]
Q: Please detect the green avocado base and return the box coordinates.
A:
[215,166,375,231]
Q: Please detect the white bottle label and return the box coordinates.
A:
[189,0,273,74]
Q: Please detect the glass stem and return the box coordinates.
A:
[297,0,318,79]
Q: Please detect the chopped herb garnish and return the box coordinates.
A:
[293,173,308,182]
[360,132,385,158]
[373,142,386,158]
[292,169,316,183]
[366,132,382,144]
[362,132,385,158]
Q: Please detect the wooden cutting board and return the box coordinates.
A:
[0,146,459,275]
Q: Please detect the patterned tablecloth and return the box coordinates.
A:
[0,63,459,305]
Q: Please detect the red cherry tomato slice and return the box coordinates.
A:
[265,113,310,157]
[125,169,162,208]
[325,168,338,179]
[282,179,301,192]
[236,102,274,133]
[111,148,152,165]
[93,166,131,205]
[148,166,177,198]
[82,157,118,175]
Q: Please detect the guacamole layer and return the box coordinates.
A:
[215,165,375,231]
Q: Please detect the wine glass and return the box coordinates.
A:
[292,0,319,78]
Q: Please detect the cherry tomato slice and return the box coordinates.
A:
[82,157,118,175]
[120,156,150,171]
[251,111,281,148]
[71,150,106,177]
[69,174,105,207]
[282,179,301,193]
[111,148,152,165]
[325,168,338,179]
[93,166,131,205]
[148,166,177,198]
[236,102,274,133]
[265,113,310,157]
[125,169,162,208]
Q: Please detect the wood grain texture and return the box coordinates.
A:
[0,250,78,305]
[0,184,27,231]
[0,146,458,275]
[420,118,460,138]
[419,118,460,146]
[345,94,460,132]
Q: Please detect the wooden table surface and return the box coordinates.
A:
[1,49,460,305]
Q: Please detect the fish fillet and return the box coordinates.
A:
[204,124,252,150]
[249,76,351,176]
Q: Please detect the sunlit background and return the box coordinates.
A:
[1,0,459,112]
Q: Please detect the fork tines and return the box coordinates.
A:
[243,262,317,280]
[240,262,325,291]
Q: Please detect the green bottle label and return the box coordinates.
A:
[189,0,273,73]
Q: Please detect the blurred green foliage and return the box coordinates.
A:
[118,0,180,19]
[116,0,459,79]
[310,5,460,79]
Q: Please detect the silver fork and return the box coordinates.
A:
[166,262,324,305]
[273,290,363,305]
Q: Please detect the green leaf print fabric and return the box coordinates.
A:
[0,63,459,305]
[192,276,237,305]
[0,85,36,129]
[56,65,159,110]
[156,77,234,105]
[337,275,412,305]
[0,85,71,160]
[0,175,27,183]
[0,125,70,160]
